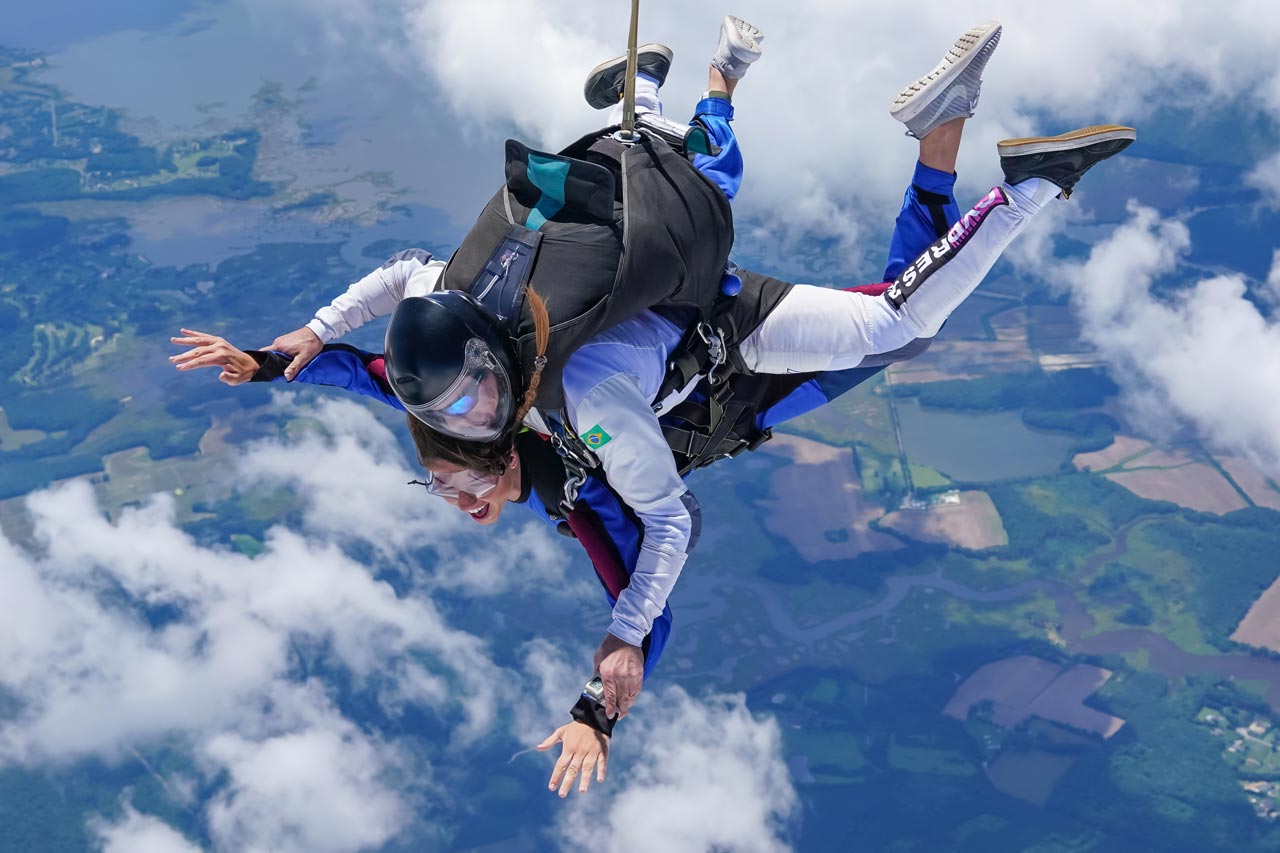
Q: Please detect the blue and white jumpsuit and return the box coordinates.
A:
[293,86,1061,659]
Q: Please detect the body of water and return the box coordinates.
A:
[896,397,1078,482]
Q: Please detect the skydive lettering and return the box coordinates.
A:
[885,187,1009,310]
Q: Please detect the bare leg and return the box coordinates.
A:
[707,65,738,100]
[918,116,964,174]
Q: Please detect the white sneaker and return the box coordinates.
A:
[890,21,1001,139]
[711,15,763,80]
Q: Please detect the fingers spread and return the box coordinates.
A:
[558,758,584,799]
[549,752,571,792]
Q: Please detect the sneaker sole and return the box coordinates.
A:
[585,43,673,86]
[997,125,1137,157]
[890,21,1001,123]
[584,43,673,109]
[722,15,762,57]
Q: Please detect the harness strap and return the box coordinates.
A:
[914,184,954,240]
[662,395,770,475]
[654,294,742,408]
[544,409,601,513]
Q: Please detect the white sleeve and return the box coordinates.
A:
[305,250,446,343]
[567,371,695,647]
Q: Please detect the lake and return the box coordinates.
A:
[896,397,1079,482]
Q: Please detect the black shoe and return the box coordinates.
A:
[584,43,673,110]
[998,125,1136,199]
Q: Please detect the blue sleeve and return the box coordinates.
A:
[690,97,742,202]
[265,345,406,412]
[572,477,674,681]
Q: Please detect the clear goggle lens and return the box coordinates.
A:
[414,468,500,499]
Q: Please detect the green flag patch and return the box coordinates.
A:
[580,424,613,449]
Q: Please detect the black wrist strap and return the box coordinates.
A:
[570,694,617,736]
[245,350,289,382]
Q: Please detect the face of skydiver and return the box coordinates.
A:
[424,455,521,525]
[428,368,507,439]
[385,294,519,443]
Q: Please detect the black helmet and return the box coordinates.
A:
[384,292,519,442]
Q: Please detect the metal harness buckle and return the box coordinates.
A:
[697,322,727,383]
[549,430,595,514]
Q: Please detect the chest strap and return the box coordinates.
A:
[544,411,600,514]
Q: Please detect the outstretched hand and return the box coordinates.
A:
[267,327,322,380]
[169,329,259,386]
[537,721,609,797]
[594,633,644,719]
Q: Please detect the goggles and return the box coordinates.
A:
[412,468,501,500]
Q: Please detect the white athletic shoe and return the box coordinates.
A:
[890,21,1001,140]
[710,15,763,80]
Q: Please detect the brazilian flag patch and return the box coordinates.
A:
[580,424,613,449]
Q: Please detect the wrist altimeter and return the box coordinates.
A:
[570,675,616,736]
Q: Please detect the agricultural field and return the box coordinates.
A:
[1217,455,1280,511]
[879,490,1008,550]
[887,337,1035,383]
[1074,434,1156,471]
[757,433,902,562]
[944,655,1125,738]
[1232,582,1280,653]
[1075,437,1255,514]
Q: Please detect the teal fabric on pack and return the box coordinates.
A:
[524,154,570,230]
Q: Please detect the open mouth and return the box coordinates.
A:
[467,504,491,521]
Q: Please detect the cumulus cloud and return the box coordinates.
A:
[1268,248,1280,305]
[511,638,594,747]
[89,801,202,853]
[1,474,507,761]
[202,711,411,853]
[556,688,798,853]
[245,393,566,596]
[1249,151,1280,208]
[1058,203,1280,472]
[265,0,1280,273]
[0,399,574,851]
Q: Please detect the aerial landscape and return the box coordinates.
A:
[2,3,1280,851]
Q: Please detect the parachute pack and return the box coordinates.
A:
[440,127,737,411]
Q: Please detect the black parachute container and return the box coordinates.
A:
[440,127,735,411]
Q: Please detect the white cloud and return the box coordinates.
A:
[202,711,411,853]
[1059,203,1280,473]
[0,474,505,761]
[511,638,593,747]
[1268,247,1280,305]
[556,687,798,853]
[244,394,568,597]
[0,400,581,851]
[271,0,1280,273]
[1249,151,1280,208]
[89,801,202,853]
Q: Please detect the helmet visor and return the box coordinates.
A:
[406,337,514,441]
